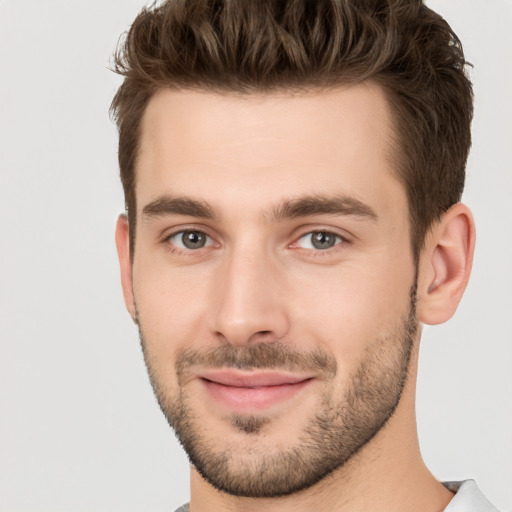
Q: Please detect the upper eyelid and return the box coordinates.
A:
[167,229,214,240]
[298,231,344,241]
[161,225,216,242]
[291,226,353,243]
[298,229,347,239]
[162,229,217,254]
[292,231,347,250]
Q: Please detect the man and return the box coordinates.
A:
[111,0,499,510]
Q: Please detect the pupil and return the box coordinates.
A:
[312,231,335,250]
[182,231,205,249]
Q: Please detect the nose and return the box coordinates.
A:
[208,245,291,346]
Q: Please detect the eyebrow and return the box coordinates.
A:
[267,194,378,222]
[142,195,216,220]
[141,193,378,223]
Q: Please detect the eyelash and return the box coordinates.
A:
[161,228,351,256]
[292,230,348,256]
[161,228,217,256]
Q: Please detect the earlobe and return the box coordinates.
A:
[115,214,136,320]
[417,203,476,325]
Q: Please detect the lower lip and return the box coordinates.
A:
[201,379,313,412]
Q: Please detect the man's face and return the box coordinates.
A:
[128,84,418,497]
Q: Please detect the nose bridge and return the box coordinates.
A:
[210,239,289,345]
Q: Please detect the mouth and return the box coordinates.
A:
[197,369,314,412]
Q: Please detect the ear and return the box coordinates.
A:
[115,214,136,320]
[417,203,476,325]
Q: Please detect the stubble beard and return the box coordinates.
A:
[137,281,418,498]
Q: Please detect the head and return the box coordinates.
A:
[111,0,475,501]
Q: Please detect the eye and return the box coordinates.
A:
[296,231,344,250]
[167,230,214,250]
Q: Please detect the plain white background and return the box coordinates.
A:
[0,0,511,510]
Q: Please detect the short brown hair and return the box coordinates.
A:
[110,0,473,260]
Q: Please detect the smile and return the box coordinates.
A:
[197,370,314,412]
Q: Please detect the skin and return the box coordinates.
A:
[115,83,475,511]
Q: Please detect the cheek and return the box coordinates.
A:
[289,255,415,371]
[132,260,212,360]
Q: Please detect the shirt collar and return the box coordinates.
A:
[442,480,499,512]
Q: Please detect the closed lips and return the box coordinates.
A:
[197,370,315,412]
[198,370,313,387]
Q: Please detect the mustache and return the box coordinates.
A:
[175,342,337,377]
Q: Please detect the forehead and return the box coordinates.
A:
[136,84,404,218]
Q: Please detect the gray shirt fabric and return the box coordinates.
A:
[174,479,499,512]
